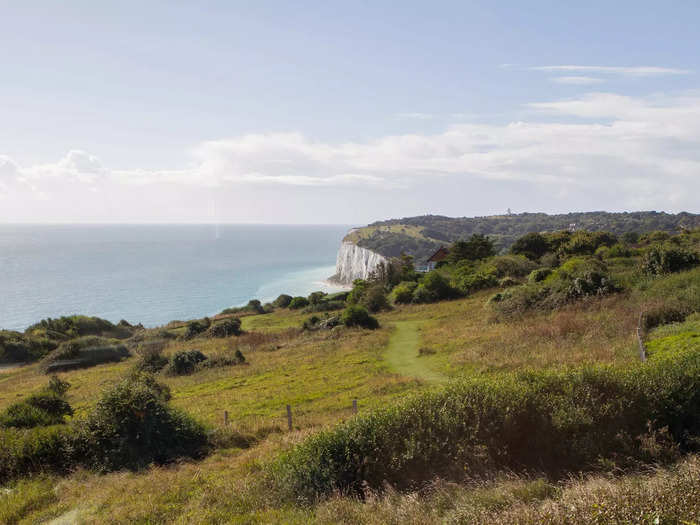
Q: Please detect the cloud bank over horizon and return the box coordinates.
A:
[2,89,700,223]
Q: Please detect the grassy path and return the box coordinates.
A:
[385,320,447,383]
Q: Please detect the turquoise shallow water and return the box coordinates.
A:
[0,224,349,331]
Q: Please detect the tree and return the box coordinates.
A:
[448,234,496,263]
[510,232,549,260]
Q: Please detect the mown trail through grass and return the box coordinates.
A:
[385,320,447,382]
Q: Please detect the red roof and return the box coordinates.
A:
[427,246,449,262]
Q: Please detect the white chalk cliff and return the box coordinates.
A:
[332,241,388,284]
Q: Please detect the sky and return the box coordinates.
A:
[1,0,699,224]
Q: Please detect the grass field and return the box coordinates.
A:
[0,268,698,523]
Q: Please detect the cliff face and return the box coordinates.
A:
[332,241,388,284]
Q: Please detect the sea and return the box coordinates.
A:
[0,224,350,331]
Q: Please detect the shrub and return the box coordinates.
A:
[419,272,456,301]
[412,284,438,304]
[641,245,699,275]
[183,318,211,339]
[308,291,327,305]
[499,276,518,288]
[0,378,73,429]
[207,318,242,338]
[528,268,552,283]
[25,315,132,341]
[41,336,130,373]
[303,300,346,313]
[75,373,208,471]
[273,294,293,308]
[485,255,538,278]
[0,425,76,482]
[288,296,310,309]
[269,345,700,501]
[0,331,56,363]
[510,232,550,260]
[166,349,208,375]
[390,281,418,304]
[360,284,390,313]
[341,305,379,330]
[455,271,499,295]
[133,341,169,373]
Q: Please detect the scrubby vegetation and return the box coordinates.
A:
[1,224,699,523]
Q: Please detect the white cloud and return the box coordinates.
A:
[551,76,605,85]
[532,65,691,76]
[4,91,700,215]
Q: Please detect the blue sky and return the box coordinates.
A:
[1,1,699,223]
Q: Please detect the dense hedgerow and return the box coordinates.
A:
[268,339,700,501]
[0,331,57,363]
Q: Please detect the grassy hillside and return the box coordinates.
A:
[1,227,699,523]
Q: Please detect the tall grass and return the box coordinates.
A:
[269,339,700,502]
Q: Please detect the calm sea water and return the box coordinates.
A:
[0,224,349,331]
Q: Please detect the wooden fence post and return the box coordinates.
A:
[352,399,358,414]
[224,410,229,426]
[637,311,646,362]
[286,404,293,431]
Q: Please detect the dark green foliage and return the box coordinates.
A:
[41,336,130,373]
[288,296,310,309]
[166,349,208,375]
[357,211,698,262]
[133,341,169,373]
[308,291,327,305]
[510,232,549,260]
[341,305,379,330]
[454,271,499,295]
[303,300,346,313]
[448,234,496,263]
[269,341,700,501]
[273,294,293,308]
[25,315,132,342]
[491,258,619,316]
[346,279,369,305]
[183,318,211,339]
[390,281,418,304]
[0,425,76,481]
[207,318,242,338]
[641,245,699,275]
[622,231,640,244]
[528,268,552,283]
[414,271,458,303]
[0,331,56,363]
[74,373,208,471]
[560,231,617,256]
[0,378,73,429]
[360,285,390,313]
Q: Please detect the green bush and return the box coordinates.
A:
[417,271,456,302]
[269,343,700,501]
[510,232,550,260]
[273,294,293,308]
[25,315,132,341]
[641,245,699,275]
[0,331,56,363]
[341,305,379,330]
[288,296,310,309]
[207,318,242,338]
[133,341,169,373]
[359,284,390,313]
[303,300,346,313]
[528,268,552,283]
[166,349,208,375]
[0,377,73,429]
[0,425,76,482]
[41,336,129,373]
[75,373,208,471]
[390,281,418,304]
[183,318,211,339]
